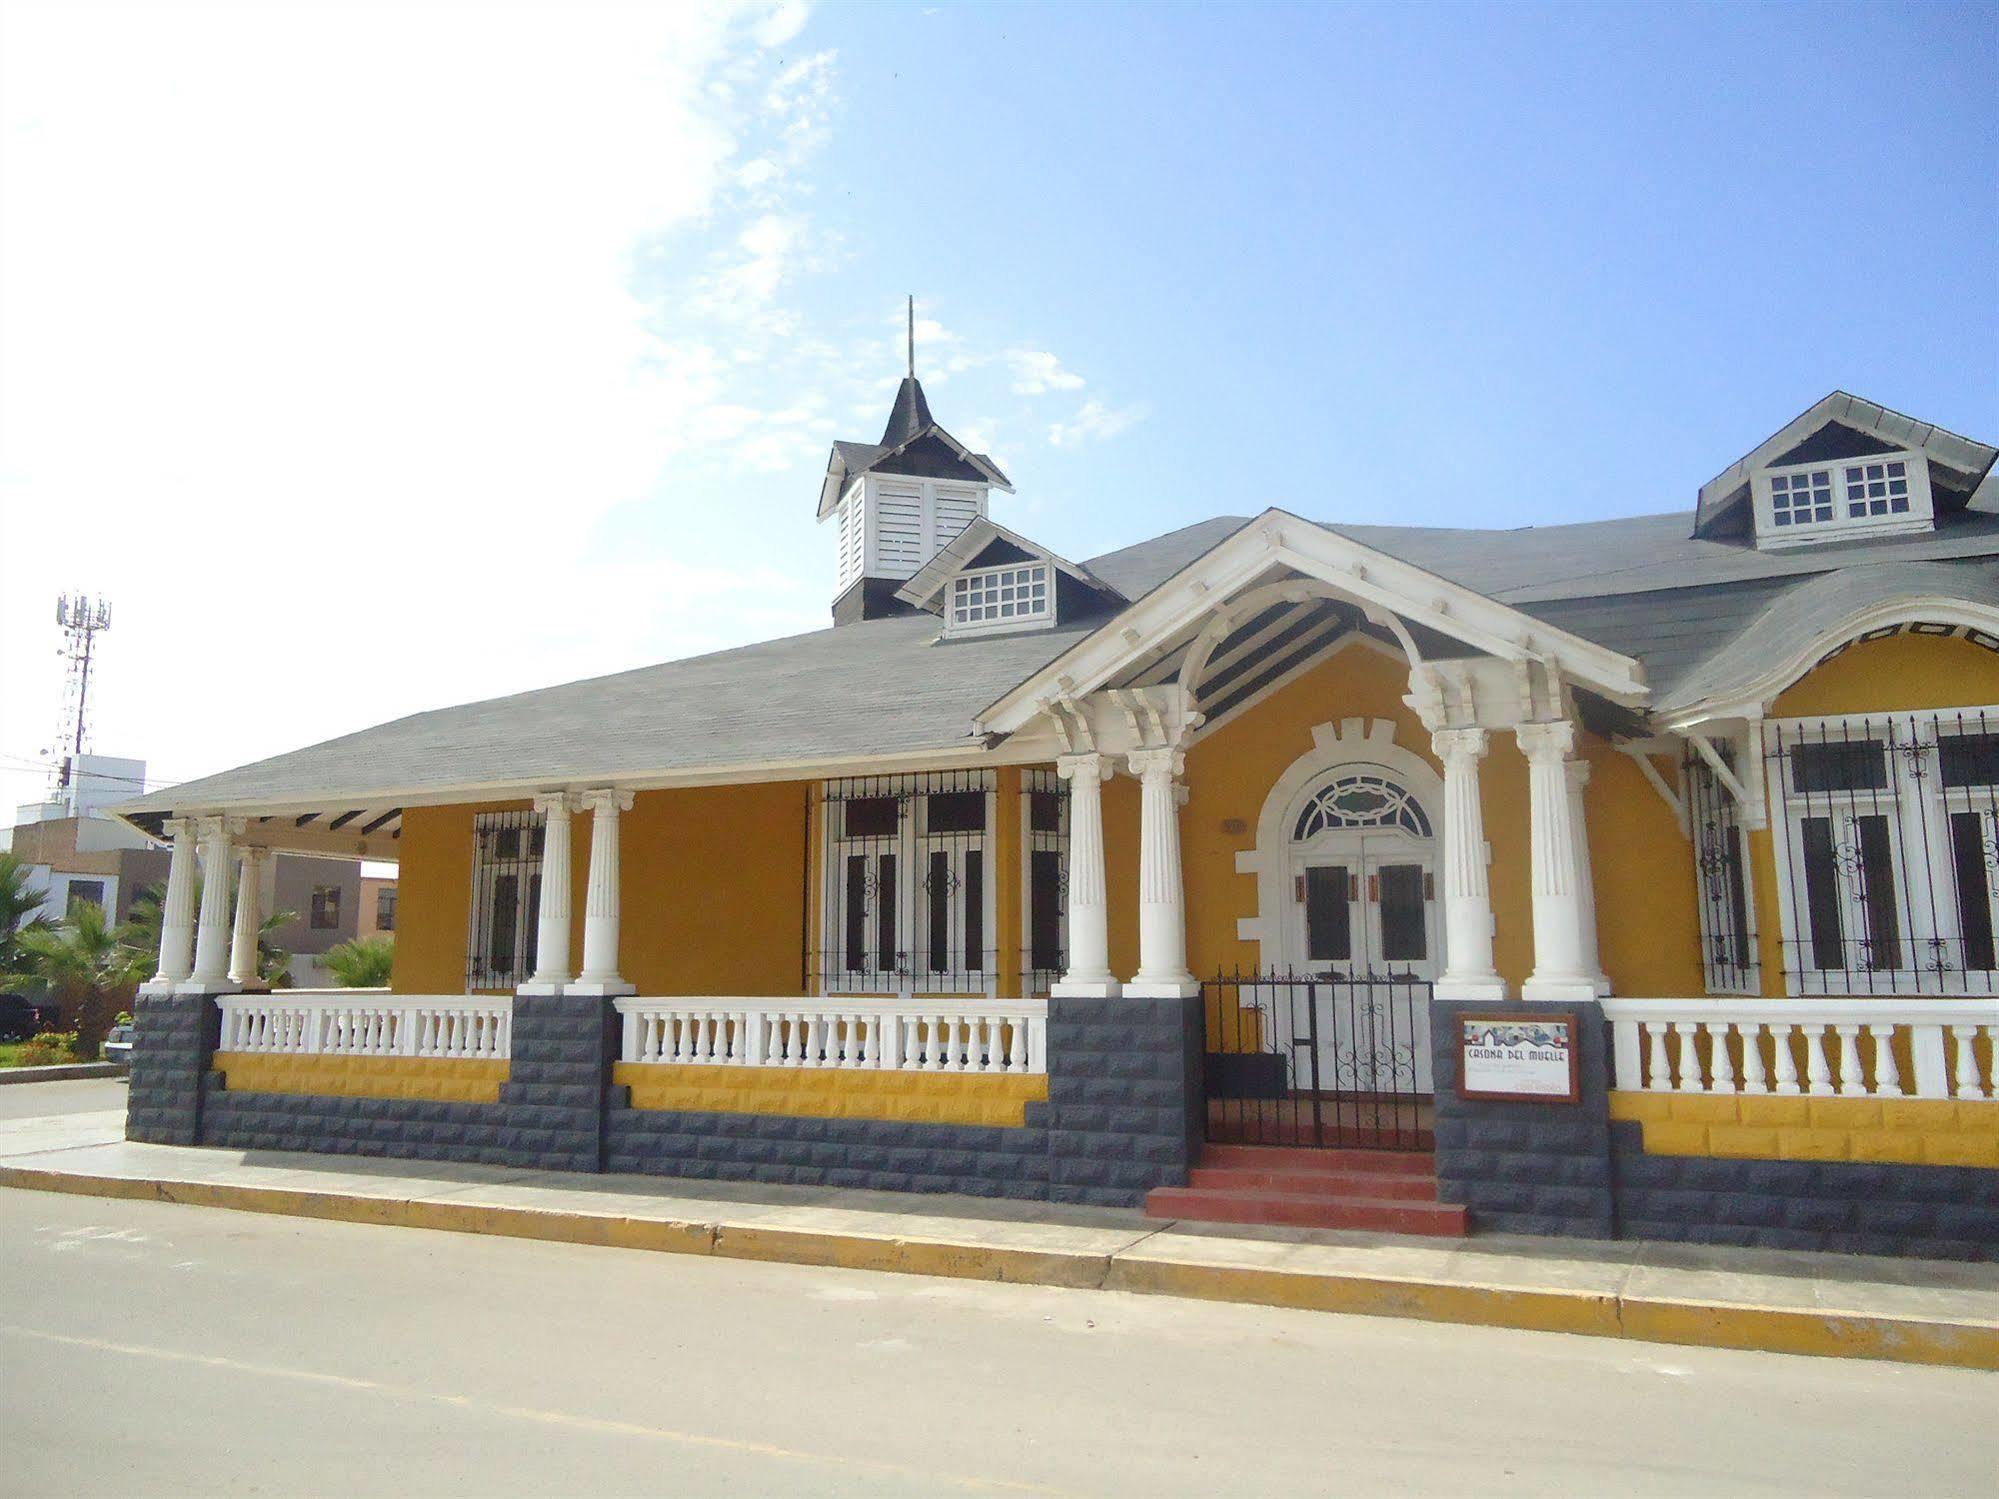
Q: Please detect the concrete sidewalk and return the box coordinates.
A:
[2,1108,1992,1371]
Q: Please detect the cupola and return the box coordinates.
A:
[817,300,1013,624]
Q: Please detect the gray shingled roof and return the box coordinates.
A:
[1652,559,1999,714]
[119,501,1999,817]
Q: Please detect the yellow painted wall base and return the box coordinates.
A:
[1611,1091,1999,1167]
[613,1062,1047,1127]
[213,1053,509,1105]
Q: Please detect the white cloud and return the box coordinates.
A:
[0,0,831,813]
[1006,349,1085,395]
[1048,400,1147,447]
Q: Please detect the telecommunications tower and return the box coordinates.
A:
[50,593,113,795]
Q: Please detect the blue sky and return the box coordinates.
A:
[1,0,1993,807]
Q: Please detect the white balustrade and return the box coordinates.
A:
[216,991,511,1061]
[613,997,1048,1076]
[1603,998,1997,1101]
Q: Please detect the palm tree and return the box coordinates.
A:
[17,902,149,1056]
[0,850,51,985]
[324,935,395,988]
[124,879,297,986]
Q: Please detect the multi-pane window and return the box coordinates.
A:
[310,885,342,930]
[467,811,542,990]
[1767,709,1999,994]
[376,887,397,932]
[820,771,994,994]
[1843,458,1910,519]
[949,562,1051,633]
[1022,769,1069,993]
[1767,468,1834,528]
[1756,450,1932,546]
[65,880,105,915]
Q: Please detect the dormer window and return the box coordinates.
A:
[949,561,1051,635]
[1752,450,1933,549]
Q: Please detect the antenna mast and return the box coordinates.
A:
[50,592,113,795]
[906,294,915,378]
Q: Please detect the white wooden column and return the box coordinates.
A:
[1566,758,1611,995]
[142,817,198,993]
[1124,747,1198,998]
[182,815,242,993]
[1431,727,1506,1001]
[1051,753,1119,998]
[520,791,575,995]
[1517,721,1600,1001]
[227,846,268,988]
[569,788,634,996]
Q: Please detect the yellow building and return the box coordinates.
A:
[117,383,1999,1259]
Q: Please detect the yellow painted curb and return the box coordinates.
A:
[3,1162,1993,1372]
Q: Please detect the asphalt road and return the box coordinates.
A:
[1,1187,1992,1498]
[0,1077,127,1119]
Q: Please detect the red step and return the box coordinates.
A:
[1185,1166,1438,1201]
[1145,1145,1467,1237]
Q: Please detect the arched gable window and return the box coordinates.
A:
[1292,772,1432,842]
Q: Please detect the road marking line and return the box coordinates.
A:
[0,1325,1074,1496]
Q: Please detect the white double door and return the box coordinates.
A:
[1283,831,1438,1094]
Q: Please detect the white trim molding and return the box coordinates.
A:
[977,507,1648,739]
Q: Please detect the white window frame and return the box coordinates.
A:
[1752,450,1934,550]
[945,560,1053,637]
[1765,706,1999,996]
[820,773,999,998]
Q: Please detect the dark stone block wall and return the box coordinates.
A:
[202,1087,514,1166]
[606,1109,1051,1198]
[1041,992,1204,1207]
[493,993,620,1172]
[127,991,221,1145]
[1610,1122,1999,1262]
[1430,1000,1616,1239]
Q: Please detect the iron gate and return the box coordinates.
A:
[1202,970,1434,1150]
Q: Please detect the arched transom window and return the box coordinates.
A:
[1292,772,1433,841]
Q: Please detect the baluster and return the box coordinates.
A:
[1671,1021,1702,1091]
[1869,1024,1902,1096]
[1610,1019,1641,1090]
[1007,1018,1027,1074]
[930,1018,949,1071]
[1953,1026,1987,1100]
[1802,1025,1833,1096]
[981,1017,1001,1075]
[1769,1023,1798,1095]
[1737,1023,1766,1094]
[1705,1022,1735,1094]
[1644,1022,1670,1091]
[637,1015,656,1063]
[1835,1024,1865,1097]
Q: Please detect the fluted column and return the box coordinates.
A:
[1566,758,1611,995]
[1518,721,1597,1001]
[569,788,634,996]
[143,817,198,993]
[227,846,268,988]
[1431,727,1506,1001]
[1125,747,1198,997]
[182,816,242,993]
[1051,754,1119,998]
[520,791,575,994]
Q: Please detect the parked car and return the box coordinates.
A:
[0,994,60,1043]
[101,1020,135,1065]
